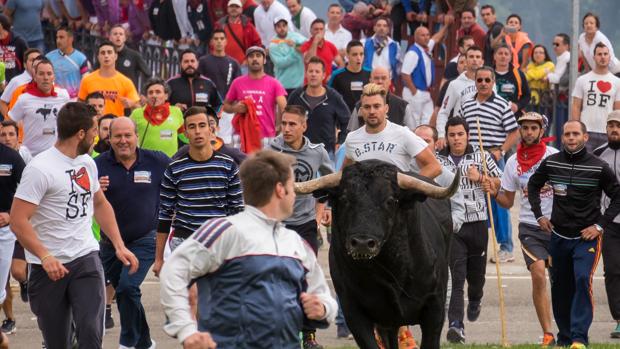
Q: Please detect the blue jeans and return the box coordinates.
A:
[100,232,156,349]
[489,155,513,252]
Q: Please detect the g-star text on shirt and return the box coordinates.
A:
[585,80,612,107]
[354,142,396,157]
[65,167,92,220]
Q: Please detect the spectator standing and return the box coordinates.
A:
[108,25,151,89]
[78,41,140,117]
[8,59,71,156]
[494,44,531,119]
[548,34,571,88]
[286,0,316,39]
[131,78,185,158]
[301,19,344,83]
[0,48,41,119]
[217,0,262,68]
[362,18,400,84]
[329,40,371,112]
[578,12,620,74]
[501,14,532,71]
[148,0,182,41]
[480,4,503,66]
[288,57,350,157]
[4,0,45,52]
[167,49,222,112]
[443,36,475,83]
[198,29,242,99]
[455,8,485,55]
[325,4,352,59]
[253,0,291,47]
[390,0,430,45]
[571,43,620,152]
[0,15,28,83]
[269,17,307,94]
[526,45,555,113]
[342,2,373,41]
[95,117,170,349]
[224,46,288,147]
[401,22,449,126]
[10,102,138,349]
[46,26,90,99]
[528,120,620,348]
[186,0,212,49]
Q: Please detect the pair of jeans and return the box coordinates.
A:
[100,232,156,349]
[489,155,513,252]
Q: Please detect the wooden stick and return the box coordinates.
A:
[475,116,509,347]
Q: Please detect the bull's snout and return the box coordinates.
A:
[348,236,380,260]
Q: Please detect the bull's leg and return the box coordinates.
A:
[375,326,399,349]
[340,300,382,349]
[418,300,445,349]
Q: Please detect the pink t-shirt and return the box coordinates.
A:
[225,75,287,138]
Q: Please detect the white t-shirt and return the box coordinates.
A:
[14,147,101,264]
[401,40,436,88]
[0,71,30,103]
[325,25,352,51]
[345,121,428,172]
[18,146,33,164]
[501,146,558,225]
[572,71,620,133]
[578,31,620,74]
[8,88,70,156]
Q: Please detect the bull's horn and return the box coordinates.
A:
[294,172,342,194]
[397,171,460,199]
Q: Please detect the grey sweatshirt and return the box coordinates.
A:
[269,136,335,226]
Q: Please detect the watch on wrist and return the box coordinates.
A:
[594,224,603,233]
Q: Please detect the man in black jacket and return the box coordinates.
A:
[528,120,620,348]
[167,49,222,112]
[109,25,151,88]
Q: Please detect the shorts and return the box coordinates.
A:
[12,240,25,260]
[169,236,187,252]
[519,222,551,269]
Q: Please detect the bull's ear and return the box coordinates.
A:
[398,189,428,209]
[312,187,338,203]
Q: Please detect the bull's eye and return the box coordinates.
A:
[385,197,398,207]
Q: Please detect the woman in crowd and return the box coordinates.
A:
[578,12,620,74]
[526,44,555,115]
[502,14,532,71]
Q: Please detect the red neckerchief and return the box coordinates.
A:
[24,81,57,97]
[143,103,171,126]
[517,137,555,172]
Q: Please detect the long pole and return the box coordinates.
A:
[568,0,580,117]
[475,116,509,347]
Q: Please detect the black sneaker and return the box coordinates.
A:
[446,323,465,344]
[105,307,115,329]
[337,325,352,339]
[19,281,28,303]
[0,319,15,334]
[467,301,481,322]
[302,331,324,349]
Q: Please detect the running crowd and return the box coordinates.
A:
[0,0,620,349]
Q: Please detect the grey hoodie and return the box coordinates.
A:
[269,136,335,226]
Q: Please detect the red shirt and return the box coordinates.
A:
[456,23,487,55]
[300,39,339,83]
[225,21,246,64]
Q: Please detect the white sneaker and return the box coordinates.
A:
[490,250,515,263]
[119,339,155,349]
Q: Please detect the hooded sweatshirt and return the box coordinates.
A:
[269,135,334,226]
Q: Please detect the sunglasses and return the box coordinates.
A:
[476,78,492,83]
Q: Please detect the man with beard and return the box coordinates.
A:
[198,29,242,99]
[10,102,138,349]
[269,16,307,95]
[483,112,558,346]
[86,92,106,120]
[216,0,262,69]
[167,49,222,113]
[528,120,620,349]
[92,114,116,157]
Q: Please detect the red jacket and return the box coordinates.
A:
[217,15,262,62]
[232,97,262,154]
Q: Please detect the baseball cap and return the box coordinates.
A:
[228,0,242,7]
[518,112,546,127]
[246,46,266,57]
[273,16,288,26]
[608,110,620,124]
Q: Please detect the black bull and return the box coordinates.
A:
[307,160,458,349]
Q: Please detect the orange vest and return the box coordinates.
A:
[504,32,533,69]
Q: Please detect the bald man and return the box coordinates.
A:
[348,67,415,131]
[401,20,450,126]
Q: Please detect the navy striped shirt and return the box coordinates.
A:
[157,151,243,239]
[456,93,518,148]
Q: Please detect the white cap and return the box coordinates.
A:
[228,0,242,7]
[273,16,288,25]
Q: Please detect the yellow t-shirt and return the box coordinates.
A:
[78,70,139,116]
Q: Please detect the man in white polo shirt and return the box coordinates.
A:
[324,4,351,59]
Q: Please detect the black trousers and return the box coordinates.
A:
[448,220,488,327]
[603,222,620,320]
[390,2,422,43]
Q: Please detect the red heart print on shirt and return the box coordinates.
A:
[72,167,90,191]
[597,80,612,93]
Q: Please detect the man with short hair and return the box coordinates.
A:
[288,57,350,157]
[571,43,620,152]
[301,19,344,82]
[443,35,475,82]
[253,0,292,47]
[286,0,316,38]
[78,41,140,117]
[362,18,400,83]
[86,92,106,119]
[268,104,334,349]
[483,112,558,346]
[342,2,373,41]
[0,119,32,163]
[10,102,138,349]
[493,44,531,119]
[592,110,620,339]
[324,4,352,59]
[167,49,222,112]
[217,0,262,68]
[0,48,40,119]
[160,150,337,349]
[329,40,371,112]
[8,59,70,156]
[529,120,620,348]
[46,26,90,99]
[455,8,486,55]
[92,114,115,156]
[198,29,242,99]
[108,25,150,88]
[96,117,170,349]
[547,33,570,87]
[0,14,27,83]
[269,17,307,94]
[480,4,503,66]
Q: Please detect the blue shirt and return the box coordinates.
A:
[95,148,171,243]
[46,49,90,98]
[6,0,44,42]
